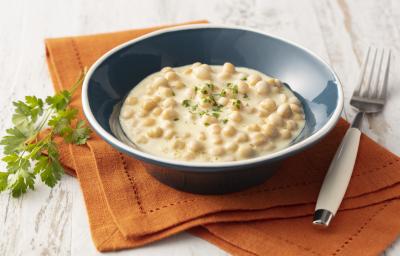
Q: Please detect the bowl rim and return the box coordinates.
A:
[82,23,344,170]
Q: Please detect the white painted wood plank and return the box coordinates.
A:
[0,0,399,255]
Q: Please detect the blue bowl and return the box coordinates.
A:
[82,24,343,194]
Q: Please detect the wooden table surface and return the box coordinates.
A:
[0,0,399,255]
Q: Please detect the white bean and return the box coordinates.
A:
[230,111,242,122]
[138,109,149,117]
[142,117,156,126]
[209,124,221,134]
[236,132,249,143]
[184,88,195,98]
[290,103,302,113]
[237,145,254,158]
[184,152,195,160]
[147,127,163,138]
[294,113,305,121]
[202,115,217,125]
[280,129,291,139]
[188,140,203,152]
[211,135,223,144]
[222,125,237,137]
[152,107,162,116]
[210,146,225,156]
[153,76,168,88]
[222,62,235,73]
[258,110,269,118]
[159,87,174,97]
[218,97,229,106]
[286,120,298,131]
[255,81,270,95]
[247,74,261,86]
[142,99,157,111]
[198,131,207,141]
[194,66,211,80]
[161,108,178,120]
[191,62,201,68]
[274,78,283,87]
[260,98,277,112]
[171,80,185,89]
[225,142,238,152]
[277,103,292,118]
[162,98,176,108]
[164,129,175,140]
[267,113,284,126]
[238,81,249,93]
[251,132,267,146]
[289,96,301,105]
[262,123,278,137]
[161,66,173,73]
[172,139,186,150]
[247,124,261,132]
[137,135,148,144]
[200,64,212,71]
[279,94,288,103]
[121,108,134,118]
[126,96,138,105]
[165,71,178,81]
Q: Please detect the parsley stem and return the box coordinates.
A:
[69,68,87,95]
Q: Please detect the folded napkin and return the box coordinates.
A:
[45,21,400,255]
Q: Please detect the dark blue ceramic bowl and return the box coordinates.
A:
[82,24,343,194]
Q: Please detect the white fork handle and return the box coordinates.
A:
[313,127,361,226]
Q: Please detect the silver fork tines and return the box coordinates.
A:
[350,47,391,112]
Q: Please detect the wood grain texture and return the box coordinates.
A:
[0,0,399,255]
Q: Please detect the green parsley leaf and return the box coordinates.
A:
[64,120,91,145]
[0,127,29,154]
[0,70,91,198]
[46,90,72,111]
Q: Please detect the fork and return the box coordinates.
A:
[313,47,392,227]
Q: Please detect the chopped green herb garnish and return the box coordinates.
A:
[182,99,191,107]
[204,122,210,126]
[191,104,198,111]
[222,119,228,124]
[174,118,179,121]
[233,99,242,110]
[212,105,222,112]
[232,84,238,96]
[219,89,227,97]
[212,112,220,118]
[240,77,247,81]
[243,94,249,99]
[199,110,207,116]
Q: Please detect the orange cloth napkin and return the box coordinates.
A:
[45,21,400,255]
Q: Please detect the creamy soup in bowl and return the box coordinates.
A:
[119,62,305,162]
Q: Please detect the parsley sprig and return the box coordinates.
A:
[0,71,91,197]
